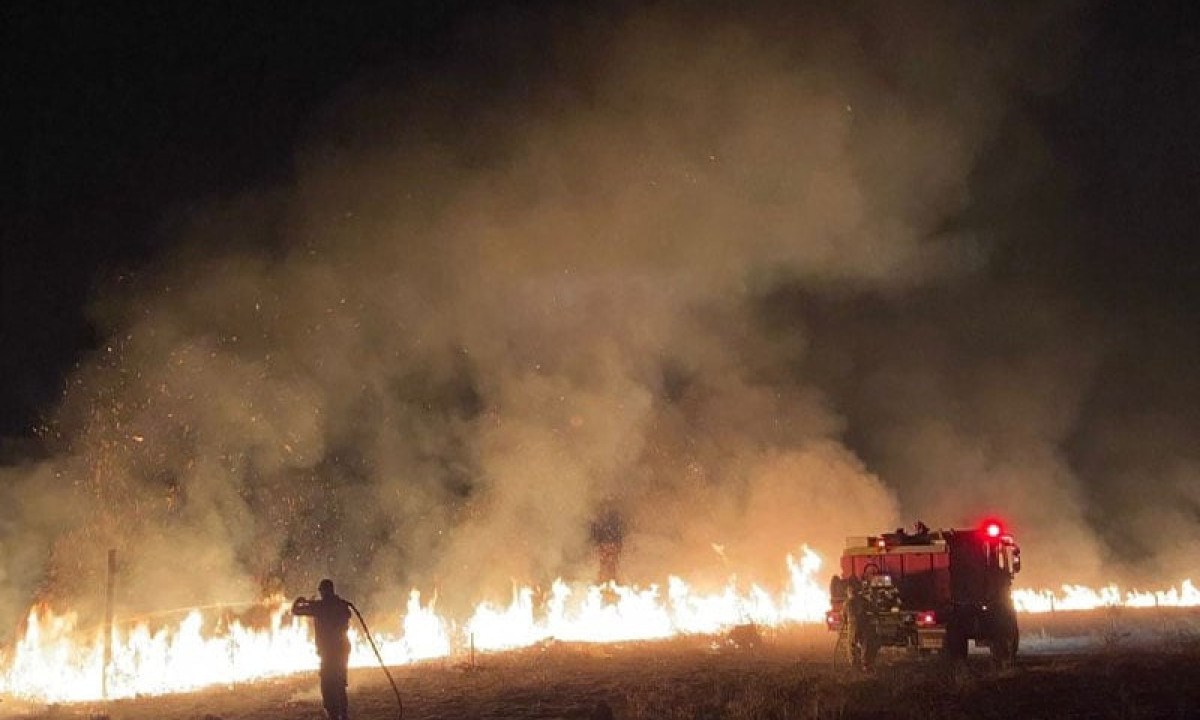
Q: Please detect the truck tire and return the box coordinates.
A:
[943,620,968,661]
[989,612,1019,668]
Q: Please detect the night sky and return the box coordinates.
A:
[7,1,1198,435]
[2,1,1200,618]
[5,1,474,439]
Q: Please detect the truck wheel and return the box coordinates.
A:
[989,614,1019,668]
[942,621,968,661]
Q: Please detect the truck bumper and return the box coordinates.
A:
[915,627,946,651]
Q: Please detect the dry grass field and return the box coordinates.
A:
[4,610,1199,720]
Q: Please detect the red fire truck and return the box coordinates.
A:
[826,520,1021,665]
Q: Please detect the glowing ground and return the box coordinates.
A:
[4,610,1198,720]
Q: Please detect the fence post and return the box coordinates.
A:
[103,549,116,699]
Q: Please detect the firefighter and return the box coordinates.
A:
[293,579,353,720]
[844,581,879,671]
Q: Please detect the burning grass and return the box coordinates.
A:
[5,554,1198,705]
[5,617,1199,720]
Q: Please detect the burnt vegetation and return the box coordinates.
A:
[12,629,1200,720]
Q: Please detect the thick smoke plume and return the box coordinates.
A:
[2,1,1190,631]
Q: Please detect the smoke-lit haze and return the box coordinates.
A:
[2,1,1197,630]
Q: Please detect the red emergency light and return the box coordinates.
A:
[983,521,1002,538]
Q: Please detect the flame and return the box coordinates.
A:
[0,591,452,703]
[1,545,1196,704]
[1012,579,1200,613]
[463,548,829,650]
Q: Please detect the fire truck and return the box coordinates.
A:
[825,520,1021,665]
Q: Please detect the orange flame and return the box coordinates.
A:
[1,546,1196,703]
[1012,579,1200,613]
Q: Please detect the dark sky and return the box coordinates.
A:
[4,1,477,439]
[4,2,1197,437]
[1,1,1199,612]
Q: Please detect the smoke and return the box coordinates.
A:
[777,282,1112,586]
[4,0,1191,629]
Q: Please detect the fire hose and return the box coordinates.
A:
[348,603,404,720]
[832,623,848,666]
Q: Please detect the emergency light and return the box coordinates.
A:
[984,521,1002,538]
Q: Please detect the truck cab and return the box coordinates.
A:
[826,520,1021,664]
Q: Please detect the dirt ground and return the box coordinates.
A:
[4,611,1199,720]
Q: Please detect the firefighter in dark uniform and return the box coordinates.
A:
[293,579,353,720]
[844,581,879,671]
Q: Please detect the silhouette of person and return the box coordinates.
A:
[590,508,623,585]
[293,579,353,720]
[843,582,878,671]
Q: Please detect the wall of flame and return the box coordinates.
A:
[1,546,1195,703]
